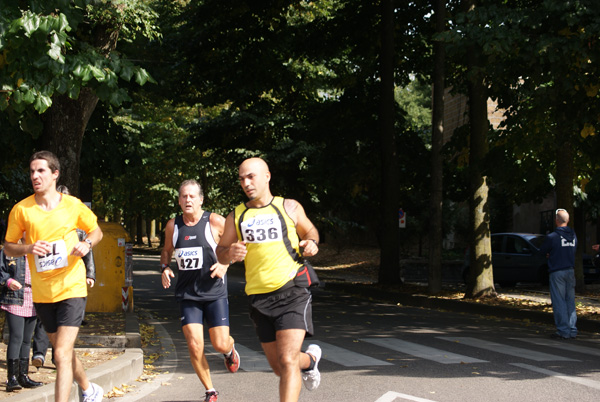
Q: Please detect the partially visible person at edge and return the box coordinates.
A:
[161,179,240,402]
[539,208,578,340]
[216,157,322,402]
[3,151,104,402]
[30,184,97,370]
[0,248,43,391]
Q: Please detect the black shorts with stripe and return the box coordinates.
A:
[248,282,314,343]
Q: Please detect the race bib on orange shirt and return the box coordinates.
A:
[34,240,69,272]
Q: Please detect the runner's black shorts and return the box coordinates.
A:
[179,298,230,328]
[34,297,87,333]
[249,282,314,343]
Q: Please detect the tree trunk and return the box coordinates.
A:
[39,22,119,198]
[377,0,401,285]
[136,215,143,245]
[146,218,153,247]
[555,139,583,291]
[160,220,166,247]
[40,89,99,197]
[464,0,495,299]
[465,84,495,298]
[574,205,585,293]
[428,0,446,295]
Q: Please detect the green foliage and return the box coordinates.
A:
[133,0,434,246]
[441,0,600,210]
[0,0,158,128]
[395,77,432,141]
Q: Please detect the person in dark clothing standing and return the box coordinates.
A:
[539,208,578,339]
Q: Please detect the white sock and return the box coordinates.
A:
[82,383,94,395]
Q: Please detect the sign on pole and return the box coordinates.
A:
[398,208,406,228]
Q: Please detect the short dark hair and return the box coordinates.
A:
[30,151,60,178]
[179,179,203,198]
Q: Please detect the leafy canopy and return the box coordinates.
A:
[0,0,158,133]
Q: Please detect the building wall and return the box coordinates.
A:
[442,89,468,143]
[512,199,555,234]
[442,87,504,143]
[442,88,599,253]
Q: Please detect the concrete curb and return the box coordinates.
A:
[323,281,600,334]
[6,312,144,402]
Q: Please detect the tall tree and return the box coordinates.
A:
[464,0,495,298]
[428,0,446,295]
[377,0,401,284]
[0,0,157,196]
[474,0,600,290]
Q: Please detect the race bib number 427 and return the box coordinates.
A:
[240,213,283,243]
[175,247,204,270]
[34,240,69,272]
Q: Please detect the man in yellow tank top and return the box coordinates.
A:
[217,157,322,402]
[3,151,104,402]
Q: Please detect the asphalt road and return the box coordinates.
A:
[119,254,600,402]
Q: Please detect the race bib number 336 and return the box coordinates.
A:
[241,213,283,243]
[34,240,69,273]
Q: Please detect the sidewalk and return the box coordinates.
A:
[5,312,143,402]
[323,280,600,334]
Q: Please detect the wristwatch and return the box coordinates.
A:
[84,239,93,249]
[161,263,170,273]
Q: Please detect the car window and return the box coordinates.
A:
[506,236,530,254]
[491,236,504,253]
[528,235,545,249]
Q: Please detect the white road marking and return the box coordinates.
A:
[375,391,440,402]
[302,340,393,367]
[438,337,579,362]
[511,363,600,390]
[362,338,487,364]
[512,337,600,358]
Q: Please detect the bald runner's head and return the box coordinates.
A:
[238,157,271,203]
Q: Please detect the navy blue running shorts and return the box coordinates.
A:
[249,284,314,343]
[179,298,230,328]
[34,297,87,334]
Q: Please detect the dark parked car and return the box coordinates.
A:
[464,233,599,286]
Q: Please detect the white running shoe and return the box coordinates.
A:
[82,383,104,402]
[302,344,322,391]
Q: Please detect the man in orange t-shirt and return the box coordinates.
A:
[4,151,104,402]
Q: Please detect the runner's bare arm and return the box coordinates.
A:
[216,212,246,265]
[209,213,226,243]
[209,213,230,278]
[72,226,103,257]
[86,226,103,248]
[161,219,176,288]
[4,241,50,258]
[284,199,319,257]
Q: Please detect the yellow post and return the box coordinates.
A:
[86,222,133,312]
